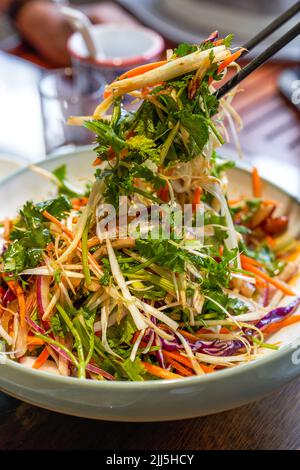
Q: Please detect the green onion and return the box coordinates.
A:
[159,120,180,165]
[252,336,279,350]
[34,332,79,368]
[57,305,86,379]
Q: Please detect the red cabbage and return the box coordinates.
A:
[161,336,244,356]
[192,339,245,356]
[203,30,219,43]
[2,288,16,307]
[255,297,300,331]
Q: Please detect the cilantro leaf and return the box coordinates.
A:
[135,238,187,273]
[126,135,159,163]
[178,110,209,153]
[36,194,72,219]
[51,313,69,337]
[222,34,234,48]
[2,196,71,274]
[211,152,235,178]
[174,42,198,57]
[122,358,145,381]
[85,119,125,155]
[53,164,87,198]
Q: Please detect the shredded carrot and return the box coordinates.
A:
[157,186,170,202]
[43,210,74,239]
[141,361,182,380]
[252,167,262,198]
[5,279,26,329]
[192,187,202,213]
[285,244,300,262]
[213,38,225,46]
[0,286,5,300]
[240,254,263,268]
[228,198,243,205]
[220,327,231,334]
[177,328,199,343]
[43,211,103,273]
[265,235,276,249]
[163,350,214,373]
[242,262,295,296]
[92,156,103,166]
[71,197,88,209]
[263,315,300,336]
[163,354,194,377]
[87,237,101,248]
[209,48,243,84]
[27,336,44,346]
[196,327,216,334]
[3,218,11,241]
[103,61,168,99]
[163,350,194,369]
[118,61,168,81]
[32,347,50,369]
[218,49,243,74]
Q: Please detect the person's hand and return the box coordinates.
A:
[16,1,138,67]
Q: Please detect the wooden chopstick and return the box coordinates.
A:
[215,21,300,99]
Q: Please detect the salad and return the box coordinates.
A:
[0,33,299,381]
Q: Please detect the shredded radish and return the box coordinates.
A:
[106,237,147,330]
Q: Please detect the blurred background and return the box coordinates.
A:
[0,0,299,195]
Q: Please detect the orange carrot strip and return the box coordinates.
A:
[199,364,215,373]
[157,186,170,202]
[163,350,194,369]
[3,218,11,241]
[192,187,202,213]
[263,315,300,336]
[164,355,194,377]
[43,210,74,239]
[43,210,103,271]
[242,262,295,296]
[193,187,202,205]
[6,279,26,329]
[103,61,168,99]
[252,167,262,198]
[163,350,214,373]
[71,197,88,209]
[265,235,276,249]
[33,347,50,369]
[27,336,44,346]
[217,49,243,74]
[87,237,101,248]
[285,244,300,262]
[196,327,215,334]
[118,61,167,80]
[177,328,199,343]
[240,254,263,268]
[141,361,182,380]
[213,39,225,46]
[228,198,243,205]
[255,278,268,289]
[220,327,231,334]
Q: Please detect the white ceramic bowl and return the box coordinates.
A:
[0,154,27,183]
[68,24,164,83]
[0,148,299,421]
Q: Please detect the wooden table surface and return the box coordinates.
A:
[0,49,299,450]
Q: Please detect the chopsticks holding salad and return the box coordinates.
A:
[215,2,300,98]
[0,26,300,381]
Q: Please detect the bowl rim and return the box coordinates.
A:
[0,147,299,389]
[67,24,165,68]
